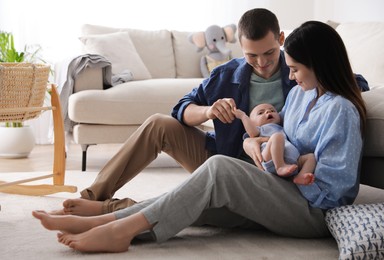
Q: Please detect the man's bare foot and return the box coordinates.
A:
[49,208,66,215]
[62,198,104,216]
[276,164,298,177]
[32,210,95,234]
[293,173,315,185]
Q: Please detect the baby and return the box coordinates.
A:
[234,103,315,185]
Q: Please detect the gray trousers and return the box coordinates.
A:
[115,155,330,242]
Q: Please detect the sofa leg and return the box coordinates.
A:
[81,144,90,172]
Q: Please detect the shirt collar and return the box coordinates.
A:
[310,88,335,105]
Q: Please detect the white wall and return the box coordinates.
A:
[262,0,384,29]
[1,0,383,64]
[313,0,384,23]
[1,0,383,144]
[0,0,254,62]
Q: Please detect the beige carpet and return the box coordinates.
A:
[1,168,384,260]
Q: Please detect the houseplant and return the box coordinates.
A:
[0,31,49,158]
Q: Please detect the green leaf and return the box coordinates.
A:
[0,31,26,62]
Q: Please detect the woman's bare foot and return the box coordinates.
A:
[56,213,152,253]
[32,210,115,234]
[276,164,298,177]
[57,224,131,253]
[293,173,315,185]
[62,199,104,216]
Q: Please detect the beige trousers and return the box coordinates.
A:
[80,113,211,213]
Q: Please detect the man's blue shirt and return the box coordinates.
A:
[171,51,296,158]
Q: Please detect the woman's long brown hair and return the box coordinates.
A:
[284,21,366,135]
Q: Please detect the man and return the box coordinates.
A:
[60,8,368,216]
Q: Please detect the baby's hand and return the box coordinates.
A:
[232,107,246,119]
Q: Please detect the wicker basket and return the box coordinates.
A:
[0,62,50,122]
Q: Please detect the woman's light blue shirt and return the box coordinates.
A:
[281,86,362,209]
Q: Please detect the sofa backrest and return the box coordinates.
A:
[81,24,176,79]
[80,24,243,80]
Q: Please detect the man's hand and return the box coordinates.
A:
[206,98,236,124]
[243,137,269,170]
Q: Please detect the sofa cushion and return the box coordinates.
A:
[362,87,384,157]
[336,22,384,89]
[80,32,151,80]
[81,24,176,78]
[227,34,243,58]
[172,30,243,78]
[172,30,206,78]
[68,78,203,125]
[325,203,384,260]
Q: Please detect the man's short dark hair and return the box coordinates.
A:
[238,8,280,42]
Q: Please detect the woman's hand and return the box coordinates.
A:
[243,137,269,170]
[206,98,236,124]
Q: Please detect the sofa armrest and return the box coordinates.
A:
[360,87,384,189]
[74,67,104,93]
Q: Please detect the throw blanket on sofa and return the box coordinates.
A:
[58,54,113,132]
[54,55,124,132]
[58,54,135,132]
[58,54,114,132]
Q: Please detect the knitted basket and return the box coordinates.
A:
[0,63,50,122]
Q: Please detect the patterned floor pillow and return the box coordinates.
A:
[325,203,384,260]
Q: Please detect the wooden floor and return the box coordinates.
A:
[0,143,123,173]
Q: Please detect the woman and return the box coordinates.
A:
[32,21,366,253]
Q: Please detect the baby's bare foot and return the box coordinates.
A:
[62,198,104,216]
[276,164,298,177]
[293,173,315,185]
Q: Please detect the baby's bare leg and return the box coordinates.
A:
[32,210,115,234]
[57,212,153,253]
[263,133,298,177]
[294,154,316,185]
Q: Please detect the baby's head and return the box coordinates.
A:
[250,103,281,126]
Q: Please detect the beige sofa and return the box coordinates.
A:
[65,22,384,191]
[66,24,243,171]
